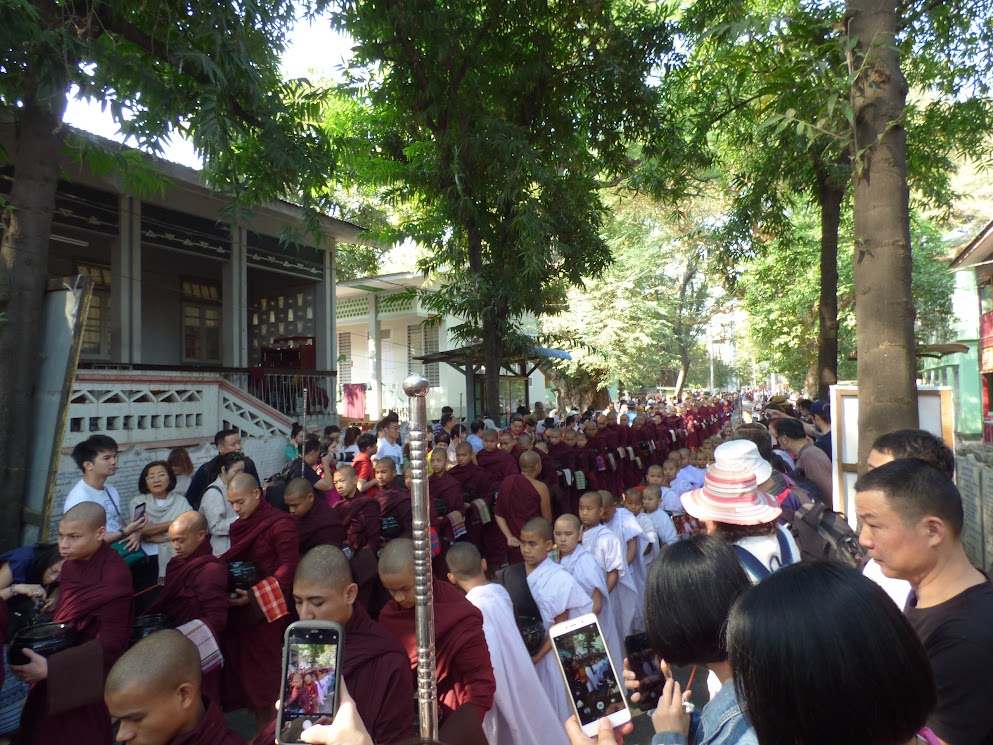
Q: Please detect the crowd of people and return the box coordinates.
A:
[1,390,991,745]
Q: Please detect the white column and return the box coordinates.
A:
[368,294,382,420]
[223,225,248,367]
[315,239,336,370]
[111,194,141,363]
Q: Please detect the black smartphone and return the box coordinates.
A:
[276,621,345,745]
[133,503,146,522]
[624,632,666,712]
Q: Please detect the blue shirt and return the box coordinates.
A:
[466,433,484,453]
[652,681,758,745]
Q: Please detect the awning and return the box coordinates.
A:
[846,343,971,361]
[414,344,572,367]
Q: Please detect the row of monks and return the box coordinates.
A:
[12,397,734,745]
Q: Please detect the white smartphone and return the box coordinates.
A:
[550,613,631,736]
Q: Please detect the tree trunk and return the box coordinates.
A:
[671,252,698,402]
[673,357,690,402]
[815,169,844,401]
[846,0,918,468]
[466,227,505,424]
[0,92,69,549]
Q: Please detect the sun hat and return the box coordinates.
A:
[714,438,772,485]
[680,441,781,526]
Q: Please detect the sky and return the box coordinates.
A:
[62,13,354,170]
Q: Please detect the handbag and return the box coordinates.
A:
[108,497,147,568]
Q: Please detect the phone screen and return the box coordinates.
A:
[624,633,666,711]
[554,617,626,727]
[133,503,146,522]
[278,626,340,744]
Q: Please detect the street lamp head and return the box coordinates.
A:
[403,374,430,398]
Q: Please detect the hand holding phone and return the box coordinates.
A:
[623,633,666,712]
[550,613,631,737]
[133,503,146,523]
[277,621,344,745]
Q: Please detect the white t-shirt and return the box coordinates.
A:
[862,558,912,609]
[735,526,801,584]
[374,438,404,469]
[63,479,125,535]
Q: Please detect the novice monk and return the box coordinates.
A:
[623,488,658,569]
[448,442,496,563]
[554,514,624,671]
[472,431,518,567]
[521,517,593,728]
[378,538,495,745]
[332,466,380,553]
[495,451,553,564]
[105,630,241,745]
[220,473,299,732]
[641,485,679,548]
[374,458,413,544]
[284,477,345,554]
[254,546,414,745]
[446,543,569,745]
[145,511,228,704]
[602,491,648,634]
[13,503,133,745]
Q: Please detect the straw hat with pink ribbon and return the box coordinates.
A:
[680,440,782,526]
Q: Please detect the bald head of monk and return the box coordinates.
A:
[333,464,358,500]
[553,513,584,555]
[293,545,357,625]
[519,450,541,478]
[284,477,316,520]
[445,542,485,586]
[454,441,474,468]
[378,537,415,609]
[105,630,204,745]
[226,472,261,520]
[498,432,515,453]
[168,510,208,560]
[374,457,398,489]
[516,433,534,450]
[58,503,106,561]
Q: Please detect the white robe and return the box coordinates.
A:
[634,512,658,571]
[582,524,640,640]
[466,584,569,745]
[527,558,594,728]
[647,508,680,547]
[559,545,624,674]
[606,508,648,634]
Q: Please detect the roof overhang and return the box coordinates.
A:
[415,344,572,368]
[951,219,993,270]
[336,273,427,299]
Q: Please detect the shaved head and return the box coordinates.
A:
[643,484,662,499]
[296,545,353,590]
[61,502,106,530]
[106,630,201,697]
[599,490,615,508]
[379,537,414,577]
[171,510,207,534]
[168,511,207,560]
[455,442,474,455]
[336,465,357,479]
[375,458,397,474]
[482,429,499,442]
[285,477,314,500]
[517,434,534,447]
[521,516,553,542]
[445,542,483,581]
[555,513,582,532]
[519,451,540,471]
[579,491,602,508]
[228,472,260,494]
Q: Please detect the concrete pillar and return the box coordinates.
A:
[315,239,336,370]
[111,194,141,363]
[368,294,382,420]
[223,225,248,367]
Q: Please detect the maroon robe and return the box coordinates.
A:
[380,580,494,745]
[220,499,299,712]
[337,494,381,552]
[429,471,468,575]
[173,699,243,745]
[475,448,518,492]
[146,540,229,704]
[495,474,544,564]
[376,483,413,542]
[15,543,133,745]
[547,441,579,515]
[296,493,346,554]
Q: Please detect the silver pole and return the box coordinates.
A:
[403,373,438,740]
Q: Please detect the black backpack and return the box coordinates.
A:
[499,563,547,655]
[791,501,869,570]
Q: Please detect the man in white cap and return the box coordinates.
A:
[681,440,799,584]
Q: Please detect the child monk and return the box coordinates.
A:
[448,442,500,570]
[374,458,413,543]
[12,503,133,745]
[495,451,552,564]
[642,485,680,547]
[521,517,593,728]
[378,538,495,745]
[578,492,639,640]
[645,464,681,513]
[602,491,647,634]
[105,630,242,745]
[623,488,658,570]
[429,447,469,576]
[332,466,381,553]
[554,514,624,670]
[446,543,569,745]
[284,477,345,554]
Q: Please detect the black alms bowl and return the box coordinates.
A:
[228,561,259,593]
[8,622,77,666]
[129,614,172,646]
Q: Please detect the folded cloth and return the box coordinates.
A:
[635,457,643,469]
[626,447,635,460]
[430,527,441,556]
[176,618,224,673]
[607,454,617,472]
[446,511,467,540]
[472,498,492,524]
[575,471,587,490]
[562,468,573,486]
[252,575,289,623]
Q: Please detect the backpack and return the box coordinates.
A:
[499,563,547,655]
[732,528,794,580]
[790,501,869,570]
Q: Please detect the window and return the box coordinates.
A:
[76,263,112,359]
[407,322,440,387]
[182,279,222,364]
[337,331,352,384]
[982,280,993,316]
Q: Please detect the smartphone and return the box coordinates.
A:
[550,613,631,736]
[133,503,146,522]
[624,632,666,712]
[276,621,345,745]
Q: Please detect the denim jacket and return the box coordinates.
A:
[651,682,759,745]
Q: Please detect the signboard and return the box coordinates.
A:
[830,385,955,530]
[957,457,985,568]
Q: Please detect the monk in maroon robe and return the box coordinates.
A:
[13,503,133,745]
[374,458,413,543]
[220,473,299,732]
[332,466,383,616]
[106,628,242,744]
[379,539,495,745]
[254,545,414,745]
[284,477,345,554]
[145,511,228,704]
[494,451,553,564]
[545,427,578,515]
[428,448,469,577]
[448,442,494,558]
[476,430,520,566]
